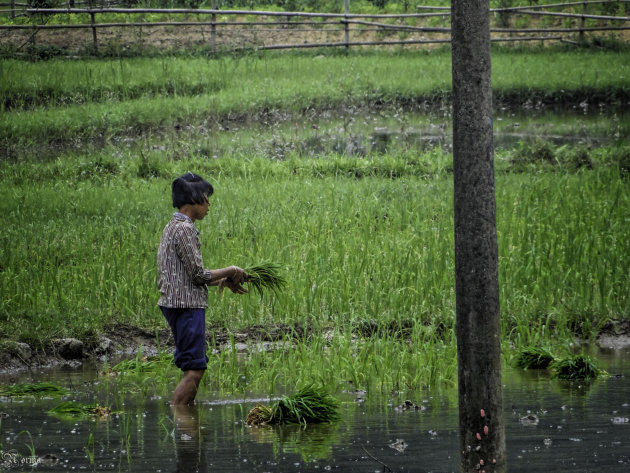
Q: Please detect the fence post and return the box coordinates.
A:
[211,0,217,54]
[10,0,15,19]
[344,0,350,51]
[579,0,587,42]
[90,11,98,51]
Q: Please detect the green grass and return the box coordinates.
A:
[0,47,628,395]
[2,150,628,340]
[1,50,628,148]
[111,352,174,373]
[1,145,627,394]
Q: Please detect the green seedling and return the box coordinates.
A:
[245,263,287,298]
[514,346,556,370]
[0,382,69,398]
[553,354,603,380]
[246,385,339,427]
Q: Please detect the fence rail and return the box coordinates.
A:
[1,1,628,54]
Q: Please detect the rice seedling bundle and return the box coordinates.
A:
[0,382,68,397]
[514,346,556,370]
[244,263,287,298]
[246,404,274,426]
[48,401,111,420]
[553,354,602,380]
[246,386,339,427]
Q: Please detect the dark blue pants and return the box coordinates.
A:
[160,307,209,371]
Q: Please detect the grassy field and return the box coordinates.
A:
[1,149,628,393]
[2,49,629,153]
[0,49,629,394]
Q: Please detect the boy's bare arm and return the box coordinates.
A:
[207,266,248,294]
[209,265,246,284]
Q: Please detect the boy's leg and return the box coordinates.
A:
[171,369,205,405]
[160,307,209,405]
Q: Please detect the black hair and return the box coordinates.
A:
[171,172,214,209]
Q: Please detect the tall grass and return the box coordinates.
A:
[0,150,627,354]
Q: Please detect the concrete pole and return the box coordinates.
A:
[451,0,506,471]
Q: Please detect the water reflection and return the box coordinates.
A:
[172,404,207,473]
[248,422,341,462]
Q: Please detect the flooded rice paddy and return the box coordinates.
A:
[1,104,628,471]
[192,106,629,161]
[0,348,628,472]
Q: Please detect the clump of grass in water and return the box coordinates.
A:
[514,346,556,370]
[48,401,112,421]
[111,353,173,373]
[553,354,603,380]
[246,386,339,427]
[245,263,287,298]
[0,382,68,397]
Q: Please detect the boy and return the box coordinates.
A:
[157,172,247,405]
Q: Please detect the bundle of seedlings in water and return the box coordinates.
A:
[244,263,287,298]
[48,401,111,421]
[514,346,556,370]
[0,382,68,397]
[553,354,603,380]
[246,386,339,427]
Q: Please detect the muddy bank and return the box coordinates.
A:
[0,322,308,374]
[0,320,628,374]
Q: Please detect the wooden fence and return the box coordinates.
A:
[0,0,120,18]
[1,0,629,53]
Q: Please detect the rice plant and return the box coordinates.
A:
[513,346,556,370]
[111,353,174,374]
[0,382,68,397]
[553,354,603,380]
[2,51,628,148]
[246,386,339,427]
[245,263,287,298]
[48,401,112,421]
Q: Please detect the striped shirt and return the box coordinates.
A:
[157,213,213,308]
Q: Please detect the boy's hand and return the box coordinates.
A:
[217,277,248,295]
[227,280,248,294]
[229,265,247,285]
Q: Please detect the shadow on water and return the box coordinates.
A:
[0,349,628,472]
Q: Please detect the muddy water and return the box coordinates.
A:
[1,349,628,472]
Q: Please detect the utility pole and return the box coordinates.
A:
[451,0,506,472]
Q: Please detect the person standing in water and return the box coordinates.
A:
[157,172,247,405]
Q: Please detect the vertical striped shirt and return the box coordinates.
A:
[157,213,213,308]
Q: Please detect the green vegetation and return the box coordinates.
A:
[48,401,112,421]
[111,352,174,373]
[514,346,556,370]
[553,354,603,380]
[0,382,69,397]
[246,385,339,426]
[245,263,287,298]
[0,48,628,395]
[513,346,606,380]
[2,50,629,151]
